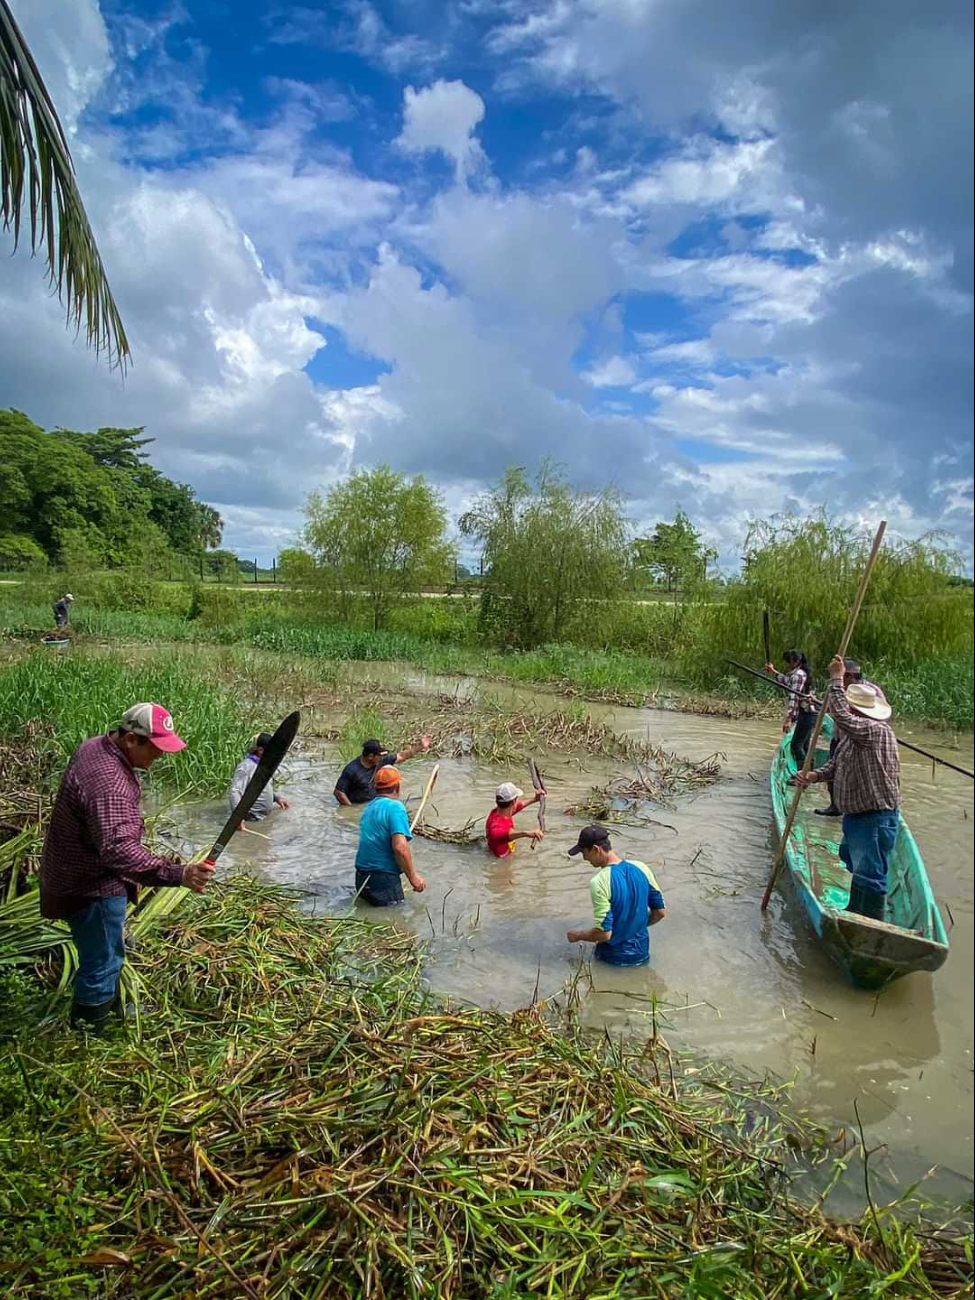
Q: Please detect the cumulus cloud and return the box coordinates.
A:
[1,0,971,568]
[396,80,487,178]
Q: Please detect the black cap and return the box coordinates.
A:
[361,738,385,756]
[567,824,612,856]
[255,732,274,750]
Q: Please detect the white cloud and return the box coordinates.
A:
[583,355,637,387]
[396,80,487,178]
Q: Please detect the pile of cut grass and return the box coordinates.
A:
[1,877,969,1299]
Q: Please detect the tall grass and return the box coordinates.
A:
[0,650,255,793]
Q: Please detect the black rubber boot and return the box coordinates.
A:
[814,806,841,817]
[845,883,886,922]
[69,998,116,1036]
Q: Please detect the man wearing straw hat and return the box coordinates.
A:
[354,766,426,906]
[39,704,216,1034]
[794,656,899,921]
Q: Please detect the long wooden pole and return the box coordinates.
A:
[528,758,546,850]
[762,608,771,667]
[410,765,440,833]
[725,658,974,780]
[760,521,887,911]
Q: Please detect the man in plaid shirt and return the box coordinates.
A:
[40,703,215,1033]
[795,656,899,921]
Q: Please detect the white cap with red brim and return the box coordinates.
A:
[117,702,187,752]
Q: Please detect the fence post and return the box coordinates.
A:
[272,557,276,584]
[255,558,259,585]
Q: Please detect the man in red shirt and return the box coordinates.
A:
[485,782,545,857]
[40,703,215,1034]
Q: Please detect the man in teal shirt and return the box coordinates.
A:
[354,766,426,906]
[566,825,666,966]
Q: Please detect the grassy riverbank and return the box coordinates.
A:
[1,878,971,1300]
[3,596,972,729]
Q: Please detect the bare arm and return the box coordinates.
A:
[567,925,612,944]
[394,735,432,763]
[648,907,667,927]
[392,832,425,891]
[334,787,352,807]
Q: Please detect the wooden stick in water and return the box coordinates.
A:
[760,521,887,912]
[410,765,440,833]
[763,607,771,667]
[528,758,546,850]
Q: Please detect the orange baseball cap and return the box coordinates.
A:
[374,765,402,789]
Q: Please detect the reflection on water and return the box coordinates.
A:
[167,675,974,1199]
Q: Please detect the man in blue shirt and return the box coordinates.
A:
[354,766,426,906]
[566,825,666,966]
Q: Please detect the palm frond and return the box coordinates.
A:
[0,0,130,369]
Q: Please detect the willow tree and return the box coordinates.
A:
[461,462,630,648]
[0,0,129,367]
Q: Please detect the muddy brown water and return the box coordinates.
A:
[169,667,974,1207]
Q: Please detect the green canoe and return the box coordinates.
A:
[770,719,949,989]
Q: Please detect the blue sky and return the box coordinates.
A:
[4,0,973,567]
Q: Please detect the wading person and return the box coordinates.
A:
[39,704,215,1034]
[815,659,886,817]
[565,825,666,966]
[354,766,425,905]
[229,732,291,823]
[765,649,816,772]
[53,592,73,630]
[793,656,899,921]
[334,735,431,806]
[485,781,545,857]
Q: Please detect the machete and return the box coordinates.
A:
[202,710,301,867]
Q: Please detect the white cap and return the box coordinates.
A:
[496,782,523,802]
[65,593,74,601]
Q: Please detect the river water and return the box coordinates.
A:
[170,668,974,1206]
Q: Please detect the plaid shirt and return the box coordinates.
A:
[774,666,815,725]
[39,735,184,919]
[810,681,900,813]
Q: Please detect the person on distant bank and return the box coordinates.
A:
[53,592,73,630]
[334,735,431,806]
[354,766,425,905]
[793,656,899,922]
[565,825,666,967]
[485,782,545,857]
[229,733,290,823]
[815,659,886,817]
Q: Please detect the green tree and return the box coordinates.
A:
[303,466,454,630]
[692,512,969,682]
[277,547,315,584]
[0,531,45,569]
[632,510,717,596]
[460,462,630,648]
[1,0,129,366]
[197,503,223,550]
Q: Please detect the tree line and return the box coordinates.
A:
[1,410,223,573]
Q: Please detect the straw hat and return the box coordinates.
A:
[846,682,891,721]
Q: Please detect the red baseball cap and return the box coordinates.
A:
[117,702,187,753]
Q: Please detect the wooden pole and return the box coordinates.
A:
[410,765,440,833]
[528,758,546,849]
[762,608,771,666]
[760,521,887,911]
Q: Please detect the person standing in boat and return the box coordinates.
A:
[815,659,887,817]
[793,655,899,922]
[765,649,816,770]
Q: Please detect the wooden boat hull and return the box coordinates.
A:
[770,722,949,989]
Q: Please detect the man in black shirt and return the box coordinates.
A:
[334,735,431,805]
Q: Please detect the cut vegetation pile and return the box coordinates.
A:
[1,878,970,1300]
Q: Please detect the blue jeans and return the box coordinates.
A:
[838,810,899,896]
[354,869,404,907]
[66,895,127,1005]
